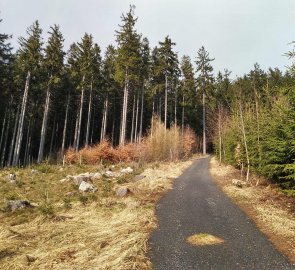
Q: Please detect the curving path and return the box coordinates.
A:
[149,157,295,270]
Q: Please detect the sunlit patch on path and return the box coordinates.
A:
[186,233,225,246]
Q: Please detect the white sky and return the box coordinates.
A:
[1,0,295,77]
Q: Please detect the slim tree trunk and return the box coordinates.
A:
[164,74,168,128]
[1,109,10,167]
[218,103,222,165]
[73,107,79,149]
[85,80,93,146]
[8,105,20,166]
[120,69,129,146]
[100,95,109,142]
[49,114,56,157]
[61,93,70,155]
[182,95,185,137]
[13,71,31,166]
[38,78,52,163]
[0,109,7,156]
[134,93,139,143]
[202,91,206,155]
[254,86,262,172]
[75,75,85,151]
[130,94,135,143]
[24,118,31,166]
[239,99,250,182]
[139,82,144,140]
[174,84,177,125]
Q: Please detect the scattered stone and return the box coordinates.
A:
[6,173,16,182]
[31,169,39,174]
[103,170,121,178]
[232,179,246,188]
[93,172,102,179]
[121,167,133,174]
[116,186,129,197]
[133,175,146,182]
[65,191,77,197]
[26,254,37,262]
[6,200,33,212]
[79,181,97,192]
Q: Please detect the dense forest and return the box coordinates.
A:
[0,7,294,189]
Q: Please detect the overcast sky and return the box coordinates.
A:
[1,0,295,77]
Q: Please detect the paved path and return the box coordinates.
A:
[149,157,295,270]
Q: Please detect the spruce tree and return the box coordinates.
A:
[115,5,142,145]
[195,46,214,154]
[12,21,43,166]
[37,24,65,163]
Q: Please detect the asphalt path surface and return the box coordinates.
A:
[149,157,295,270]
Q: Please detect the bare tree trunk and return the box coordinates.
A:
[130,94,135,143]
[61,93,70,155]
[202,91,206,155]
[139,82,144,140]
[239,99,250,182]
[49,114,56,157]
[75,75,85,151]
[254,86,262,172]
[134,93,139,143]
[0,109,7,156]
[111,116,115,146]
[13,71,31,166]
[24,118,31,166]
[100,95,109,142]
[85,80,93,146]
[73,107,79,149]
[218,103,222,165]
[182,96,185,137]
[164,74,168,128]
[174,84,177,125]
[120,69,129,146]
[1,108,10,167]
[38,78,52,163]
[8,105,20,166]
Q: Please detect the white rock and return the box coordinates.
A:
[232,179,246,188]
[116,186,129,197]
[104,171,115,178]
[93,172,102,179]
[79,181,96,192]
[121,167,133,174]
[6,200,33,212]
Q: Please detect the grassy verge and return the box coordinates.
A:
[0,159,194,269]
[210,157,295,264]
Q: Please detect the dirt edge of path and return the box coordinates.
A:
[209,157,295,264]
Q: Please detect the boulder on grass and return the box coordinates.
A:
[93,172,102,180]
[116,186,129,197]
[232,179,246,188]
[133,175,145,182]
[6,200,33,212]
[6,173,16,183]
[121,167,133,174]
[79,181,97,192]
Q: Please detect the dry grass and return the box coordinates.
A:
[210,156,295,263]
[0,159,194,269]
[65,119,198,165]
[186,233,225,246]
